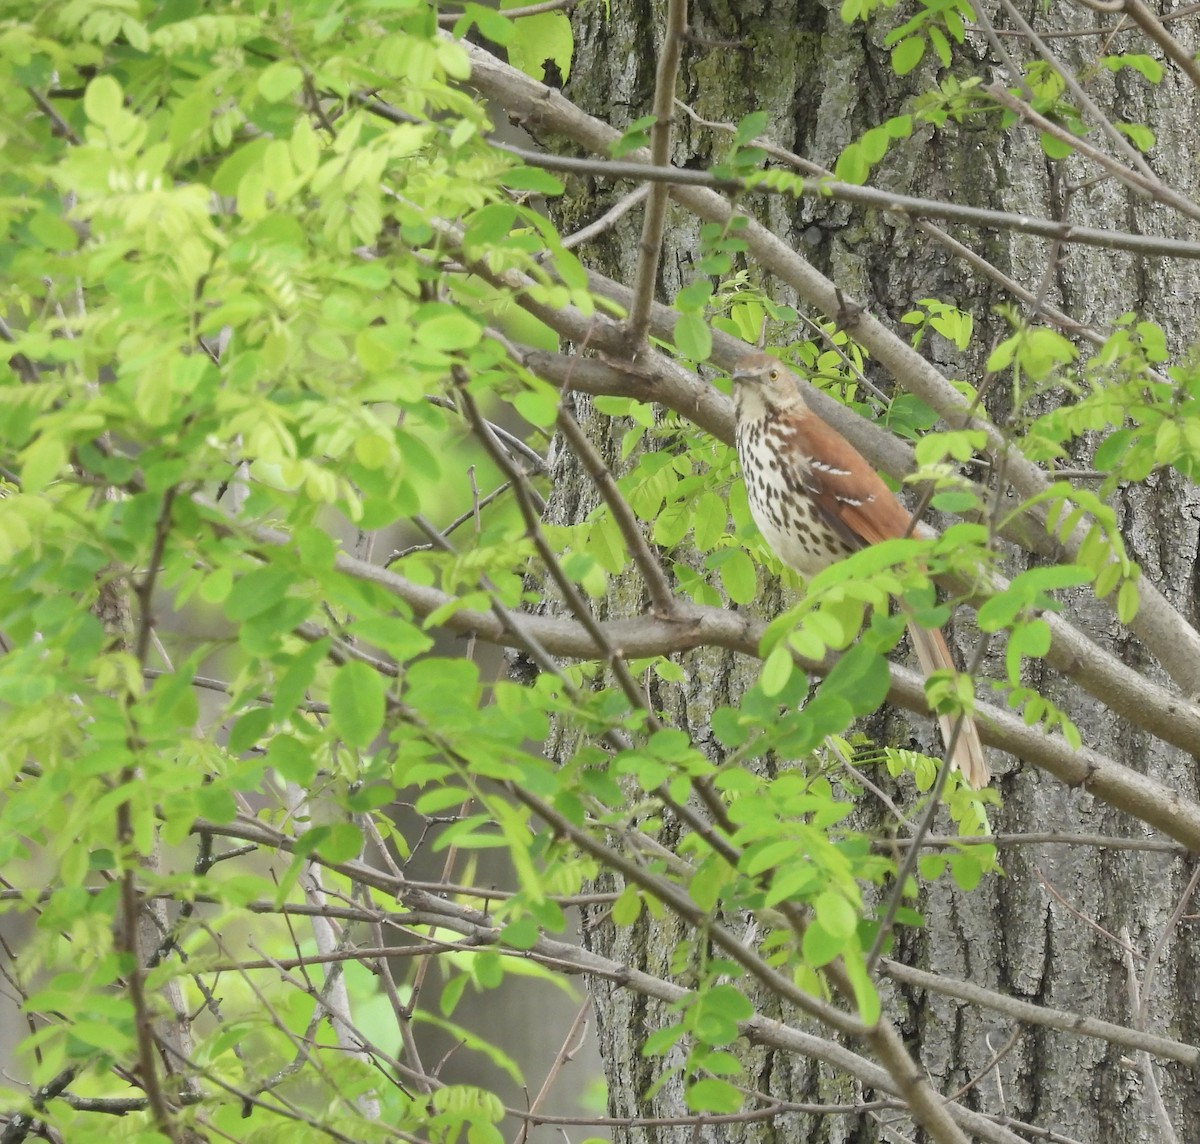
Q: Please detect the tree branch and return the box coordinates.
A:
[878,958,1200,1067]
[476,139,1200,260]
[625,0,687,346]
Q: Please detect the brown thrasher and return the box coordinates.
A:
[731,351,990,789]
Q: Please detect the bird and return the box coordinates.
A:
[730,350,990,789]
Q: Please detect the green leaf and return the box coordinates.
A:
[948,850,984,891]
[685,1078,743,1114]
[329,661,388,748]
[610,114,657,158]
[313,822,363,863]
[1116,122,1155,153]
[760,645,794,697]
[692,492,728,551]
[719,549,757,604]
[1101,54,1163,83]
[676,280,714,312]
[415,310,483,350]
[891,36,926,76]
[513,386,560,427]
[440,973,469,1017]
[84,75,122,124]
[1117,578,1140,623]
[801,920,843,967]
[919,854,948,880]
[502,166,565,195]
[20,435,67,493]
[734,110,768,145]
[224,566,297,622]
[702,984,754,1021]
[840,951,881,1024]
[814,890,857,938]
[499,918,539,949]
[834,143,869,184]
[257,62,304,102]
[929,25,951,67]
[28,211,78,252]
[674,312,712,362]
[503,3,574,81]
[612,884,643,925]
[460,4,515,44]
[1040,132,1076,160]
[820,642,890,716]
[642,1024,685,1056]
[860,126,890,163]
[266,735,319,785]
[228,708,272,756]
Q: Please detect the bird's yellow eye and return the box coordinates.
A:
[768,368,779,380]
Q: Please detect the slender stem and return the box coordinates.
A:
[1118,0,1200,87]
[984,83,1200,225]
[993,0,1156,179]
[483,138,1200,259]
[554,402,677,616]
[625,0,687,346]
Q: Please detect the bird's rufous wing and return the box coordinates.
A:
[786,414,914,547]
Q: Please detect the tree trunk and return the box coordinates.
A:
[551,1,1200,1140]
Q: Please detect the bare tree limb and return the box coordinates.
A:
[625,0,687,346]
[879,958,1200,1067]
[983,82,1200,225]
[481,137,1200,260]
[1117,0,1200,88]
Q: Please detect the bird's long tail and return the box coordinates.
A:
[905,621,990,789]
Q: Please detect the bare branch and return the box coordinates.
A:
[625,0,687,346]
[483,137,1200,260]
[1118,0,1200,88]
[984,82,1200,225]
[878,958,1200,1067]
[553,401,677,616]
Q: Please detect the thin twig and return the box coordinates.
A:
[878,958,1199,1066]
[865,630,993,973]
[994,0,1155,178]
[484,137,1200,259]
[1137,860,1200,1029]
[513,997,592,1144]
[1120,927,1180,1144]
[554,402,677,616]
[984,83,1200,225]
[1036,868,1141,958]
[559,184,652,250]
[625,0,687,346]
[24,86,81,144]
[437,0,576,24]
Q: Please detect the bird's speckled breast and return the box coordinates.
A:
[735,412,857,579]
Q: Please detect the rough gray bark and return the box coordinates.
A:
[548,1,1200,1141]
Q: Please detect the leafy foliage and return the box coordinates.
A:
[0,0,1194,1141]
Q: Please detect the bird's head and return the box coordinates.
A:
[730,352,807,418]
